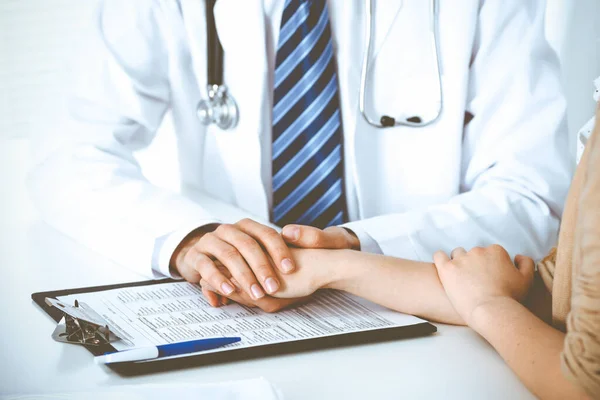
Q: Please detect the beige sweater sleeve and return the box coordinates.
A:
[536,127,592,329]
[561,107,600,398]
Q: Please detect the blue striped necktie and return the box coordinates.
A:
[272,0,347,229]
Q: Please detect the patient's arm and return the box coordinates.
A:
[275,249,464,325]
[201,249,463,324]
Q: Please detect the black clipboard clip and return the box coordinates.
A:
[45,298,120,347]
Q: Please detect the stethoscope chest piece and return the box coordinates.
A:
[197,84,239,130]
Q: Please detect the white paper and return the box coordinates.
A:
[58,282,426,358]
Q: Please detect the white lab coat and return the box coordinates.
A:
[29,0,571,278]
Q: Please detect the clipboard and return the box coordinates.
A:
[32,279,437,376]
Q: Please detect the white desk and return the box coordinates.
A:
[0,139,534,399]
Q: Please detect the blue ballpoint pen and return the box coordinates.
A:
[94,337,241,364]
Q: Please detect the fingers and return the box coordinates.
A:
[176,258,202,284]
[282,225,352,249]
[253,297,309,313]
[514,255,535,281]
[201,278,303,313]
[200,232,266,300]
[433,250,451,268]
[214,224,281,295]
[450,247,467,259]
[184,245,236,297]
[236,219,296,274]
[432,248,465,272]
[201,285,223,307]
[201,279,254,308]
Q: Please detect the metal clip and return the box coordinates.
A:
[46,298,119,346]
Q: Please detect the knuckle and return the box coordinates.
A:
[471,246,485,255]
[305,232,321,247]
[262,227,280,241]
[182,247,198,267]
[220,247,241,262]
[201,268,220,283]
[199,231,215,243]
[252,263,273,277]
[237,235,258,249]
[237,218,253,228]
[215,223,234,235]
[179,266,200,283]
[488,244,505,254]
[194,258,215,275]
[233,270,257,288]
[258,228,288,254]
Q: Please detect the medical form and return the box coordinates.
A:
[57,282,427,358]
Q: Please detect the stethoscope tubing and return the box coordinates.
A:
[199,0,444,130]
[358,0,443,128]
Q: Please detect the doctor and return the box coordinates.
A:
[30,0,570,310]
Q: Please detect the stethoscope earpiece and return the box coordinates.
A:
[406,116,422,124]
[380,115,423,128]
[380,116,395,127]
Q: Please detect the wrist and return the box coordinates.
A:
[289,248,355,291]
[321,249,361,291]
[469,296,520,332]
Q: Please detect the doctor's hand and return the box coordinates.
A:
[281,225,360,250]
[199,248,329,311]
[200,276,309,312]
[173,219,297,306]
[432,245,535,326]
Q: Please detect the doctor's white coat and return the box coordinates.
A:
[29,0,572,278]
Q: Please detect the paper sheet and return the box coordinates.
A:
[57,282,426,358]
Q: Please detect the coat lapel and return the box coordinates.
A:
[371,0,405,58]
[178,0,209,94]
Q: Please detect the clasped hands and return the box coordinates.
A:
[173,218,360,312]
[173,218,537,322]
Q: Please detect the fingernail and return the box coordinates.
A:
[282,226,300,241]
[221,282,234,295]
[264,277,279,294]
[281,258,295,273]
[251,284,265,299]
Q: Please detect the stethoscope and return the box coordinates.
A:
[196,0,239,130]
[197,0,443,130]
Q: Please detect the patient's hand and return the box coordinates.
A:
[433,245,535,325]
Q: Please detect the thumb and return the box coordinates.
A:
[514,255,535,282]
[282,225,348,249]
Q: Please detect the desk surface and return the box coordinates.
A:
[0,139,534,399]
